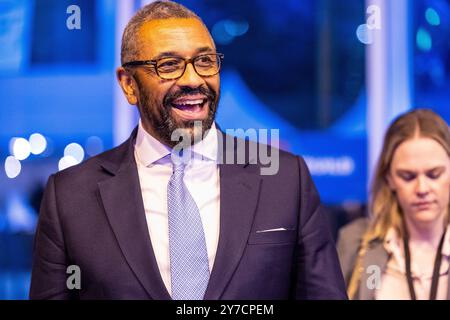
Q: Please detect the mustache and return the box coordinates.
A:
[163,86,216,107]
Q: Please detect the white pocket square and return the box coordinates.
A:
[255,228,289,233]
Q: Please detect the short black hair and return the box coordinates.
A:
[121,0,203,65]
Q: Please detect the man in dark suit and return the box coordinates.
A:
[29,0,346,300]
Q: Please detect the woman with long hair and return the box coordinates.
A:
[338,109,450,300]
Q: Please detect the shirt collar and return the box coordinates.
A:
[190,122,218,162]
[384,225,450,257]
[383,225,450,276]
[383,227,403,267]
[134,120,218,167]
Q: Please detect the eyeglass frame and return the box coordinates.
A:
[122,53,224,80]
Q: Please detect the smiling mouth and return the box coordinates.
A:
[172,98,206,112]
[170,96,209,120]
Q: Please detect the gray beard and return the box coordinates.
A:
[138,87,219,148]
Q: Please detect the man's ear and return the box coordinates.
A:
[116,67,138,105]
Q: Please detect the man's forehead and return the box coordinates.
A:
[137,18,215,55]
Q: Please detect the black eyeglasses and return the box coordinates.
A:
[122,53,224,80]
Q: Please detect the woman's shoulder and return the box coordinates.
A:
[338,217,370,242]
[336,217,370,283]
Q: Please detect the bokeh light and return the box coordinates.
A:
[11,137,31,161]
[4,156,21,179]
[416,28,432,51]
[85,136,104,157]
[425,8,440,26]
[58,155,78,171]
[29,133,47,155]
[212,19,249,45]
[64,143,84,163]
[356,24,373,45]
[224,20,249,37]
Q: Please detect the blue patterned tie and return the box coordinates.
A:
[167,155,210,300]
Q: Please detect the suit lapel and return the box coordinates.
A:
[98,131,171,300]
[204,134,262,299]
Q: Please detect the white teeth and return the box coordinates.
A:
[176,99,204,106]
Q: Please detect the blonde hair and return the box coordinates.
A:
[347,108,450,299]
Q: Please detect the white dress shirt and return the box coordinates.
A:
[376,226,450,300]
[134,121,220,296]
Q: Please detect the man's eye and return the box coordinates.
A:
[199,57,213,62]
[196,56,215,66]
[158,60,182,71]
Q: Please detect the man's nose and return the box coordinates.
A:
[175,63,205,88]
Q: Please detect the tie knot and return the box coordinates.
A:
[170,152,188,174]
[172,160,186,173]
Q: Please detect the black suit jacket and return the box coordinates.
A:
[29,128,347,299]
